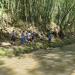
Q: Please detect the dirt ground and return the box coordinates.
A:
[0,44,75,75]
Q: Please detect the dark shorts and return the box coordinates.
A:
[28,38,32,42]
[11,36,16,42]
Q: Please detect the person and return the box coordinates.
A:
[25,32,28,43]
[27,31,32,43]
[48,30,52,42]
[20,31,25,45]
[32,32,35,43]
[58,29,64,40]
[11,30,17,45]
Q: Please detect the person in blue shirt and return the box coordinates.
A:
[48,31,51,42]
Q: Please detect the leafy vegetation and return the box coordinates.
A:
[0,0,75,32]
[0,0,75,56]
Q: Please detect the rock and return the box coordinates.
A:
[1,42,11,46]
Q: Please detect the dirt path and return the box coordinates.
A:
[0,44,75,75]
[0,54,40,75]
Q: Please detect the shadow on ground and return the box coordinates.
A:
[0,60,15,75]
[0,44,75,75]
[28,44,75,75]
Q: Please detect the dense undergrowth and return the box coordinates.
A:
[0,36,75,57]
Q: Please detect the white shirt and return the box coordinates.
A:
[27,32,31,39]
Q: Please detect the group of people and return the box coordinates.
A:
[11,30,35,45]
[10,26,64,45]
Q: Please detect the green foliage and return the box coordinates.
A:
[0,0,75,57]
[0,48,13,57]
[36,42,43,49]
[0,0,75,33]
[49,38,63,47]
[0,49,6,56]
[63,37,75,45]
[0,36,75,57]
